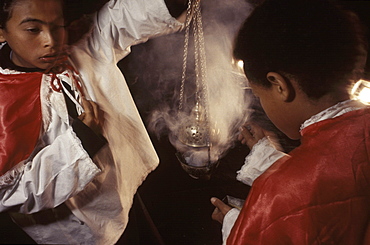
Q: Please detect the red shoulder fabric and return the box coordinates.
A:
[227,108,370,245]
[0,72,43,176]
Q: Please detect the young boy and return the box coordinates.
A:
[211,0,370,244]
[0,0,184,244]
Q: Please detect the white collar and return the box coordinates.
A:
[300,100,365,131]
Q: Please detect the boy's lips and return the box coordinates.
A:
[40,54,58,63]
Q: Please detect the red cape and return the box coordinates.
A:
[0,72,42,176]
[228,108,370,245]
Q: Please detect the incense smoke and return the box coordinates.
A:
[122,0,256,172]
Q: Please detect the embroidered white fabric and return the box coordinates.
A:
[236,137,287,186]
[300,99,364,131]
[0,67,26,75]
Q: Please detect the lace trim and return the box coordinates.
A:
[0,161,26,187]
[300,100,364,131]
[237,137,287,186]
[0,66,25,75]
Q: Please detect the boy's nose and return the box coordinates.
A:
[43,30,61,48]
[43,31,55,48]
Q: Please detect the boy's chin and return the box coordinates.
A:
[286,132,301,140]
[37,63,58,71]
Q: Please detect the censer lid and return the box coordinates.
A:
[177,102,210,148]
[178,124,209,147]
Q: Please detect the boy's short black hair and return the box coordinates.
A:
[0,0,65,29]
[0,0,107,28]
[234,0,368,99]
[0,0,15,29]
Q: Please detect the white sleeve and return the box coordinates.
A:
[86,0,183,61]
[0,128,100,214]
[222,208,240,245]
[237,136,288,186]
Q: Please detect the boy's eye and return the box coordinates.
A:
[26,27,41,33]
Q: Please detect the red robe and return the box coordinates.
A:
[227,108,370,245]
[0,72,42,176]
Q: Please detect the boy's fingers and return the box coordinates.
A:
[81,98,99,117]
[81,98,92,112]
[211,197,232,215]
[252,125,265,139]
[77,112,86,121]
[239,126,258,148]
[237,132,243,141]
[239,126,253,140]
[211,207,222,223]
[90,101,99,117]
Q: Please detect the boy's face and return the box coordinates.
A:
[0,0,66,70]
[249,81,301,140]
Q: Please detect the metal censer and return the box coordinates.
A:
[174,0,219,179]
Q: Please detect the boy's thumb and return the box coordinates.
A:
[211,197,232,215]
[211,197,224,208]
[210,197,218,205]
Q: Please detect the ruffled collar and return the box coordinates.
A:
[300,100,365,131]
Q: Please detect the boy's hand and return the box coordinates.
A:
[164,0,189,20]
[238,123,276,150]
[78,98,104,134]
[211,197,232,224]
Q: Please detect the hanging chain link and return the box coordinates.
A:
[178,0,210,146]
[193,0,210,148]
[178,0,193,111]
[177,0,213,167]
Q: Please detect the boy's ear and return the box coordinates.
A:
[266,72,295,102]
[0,28,6,43]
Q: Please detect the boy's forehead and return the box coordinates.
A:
[11,0,64,23]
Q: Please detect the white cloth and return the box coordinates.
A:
[1,0,183,244]
[222,99,365,244]
[300,99,365,130]
[64,1,182,243]
[221,208,239,245]
[236,137,287,186]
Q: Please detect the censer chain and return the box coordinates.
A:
[179,0,210,130]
